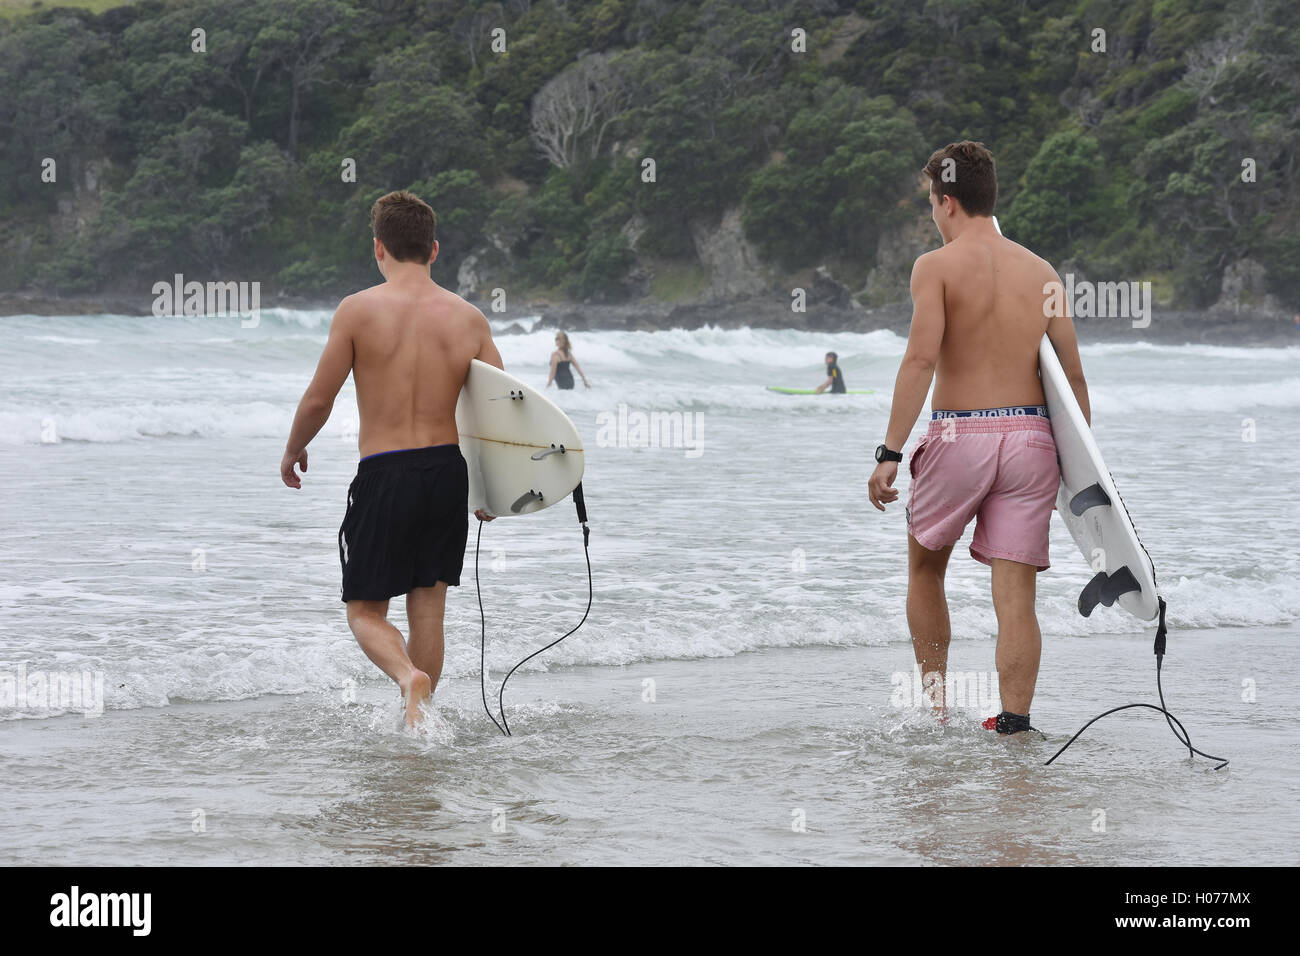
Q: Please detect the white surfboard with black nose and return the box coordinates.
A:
[455,359,585,518]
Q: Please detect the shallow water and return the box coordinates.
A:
[3,635,1293,866]
[1,313,1297,864]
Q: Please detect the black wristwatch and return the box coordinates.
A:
[875,444,903,463]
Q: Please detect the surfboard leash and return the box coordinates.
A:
[477,483,593,736]
[1044,597,1229,769]
[475,519,507,737]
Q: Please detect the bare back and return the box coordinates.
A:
[928,232,1058,410]
[348,282,502,457]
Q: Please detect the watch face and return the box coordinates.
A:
[875,444,885,463]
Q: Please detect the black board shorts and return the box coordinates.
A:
[338,444,469,602]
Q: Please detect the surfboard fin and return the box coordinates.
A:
[530,443,566,460]
[510,489,544,513]
[1069,482,1112,516]
[1078,566,1141,617]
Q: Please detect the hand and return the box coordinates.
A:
[583,380,591,388]
[474,508,495,522]
[815,383,826,394]
[281,448,308,488]
[868,460,899,511]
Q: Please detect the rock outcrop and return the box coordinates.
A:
[1213,258,1286,317]
[689,206,770,301]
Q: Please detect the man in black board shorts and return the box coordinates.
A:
[280,191,504,728]
[816,351,847,393]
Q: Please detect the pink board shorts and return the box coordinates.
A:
[906,411,1061,570]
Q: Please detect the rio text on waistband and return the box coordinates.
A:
[930,405,1050,420]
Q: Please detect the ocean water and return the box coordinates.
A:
[1,310,1298,865]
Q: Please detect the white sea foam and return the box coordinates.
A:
[1,314,1296,716]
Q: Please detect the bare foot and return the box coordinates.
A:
[400,670,432,728]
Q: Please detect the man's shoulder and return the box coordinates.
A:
[340,284,487,322]
[1001,243,1061,295]
[910,246,951,285]
[922,234,1057,278]
[335,285,383,318]
[918,243,969,270]
[427,284,488,324]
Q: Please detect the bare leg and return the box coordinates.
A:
[346,598,431,727]
[406,584,447,696]
[990,558,1041,715]
[907,535,953,711]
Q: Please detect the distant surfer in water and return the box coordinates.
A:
[815,351,847,393]
[280,190,504,728]
[546,331,589,389]
[866,142,1091,734]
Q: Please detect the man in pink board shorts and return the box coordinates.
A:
[867,142,1091,735]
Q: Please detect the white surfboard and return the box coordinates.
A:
[990,217,1159,621]
[1038,339,1159,620]
[455,359,585,518]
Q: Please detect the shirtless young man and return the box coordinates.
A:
[866,142,1090,734]
[280,191,504,727]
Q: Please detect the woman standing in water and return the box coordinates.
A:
[546,331,590,390]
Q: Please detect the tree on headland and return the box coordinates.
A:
[530,52,637,173]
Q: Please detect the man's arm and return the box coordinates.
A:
[1044,268,1091,425]
[869,254,944,511]
[473,308,504,371]
[815,375,833,394]
[885,254,945,450]
[469,308,504,522]
[281,299,355,488]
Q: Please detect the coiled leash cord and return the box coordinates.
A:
[477,483,592,736]
[1045,598,1229,769]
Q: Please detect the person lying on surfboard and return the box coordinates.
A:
[280,190,504,729]
[866,141,1091,735]
[814,351,847,393]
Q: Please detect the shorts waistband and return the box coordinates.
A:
[931,405,1049,420]
[358,443,462,472]
[925,415,1052,436]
